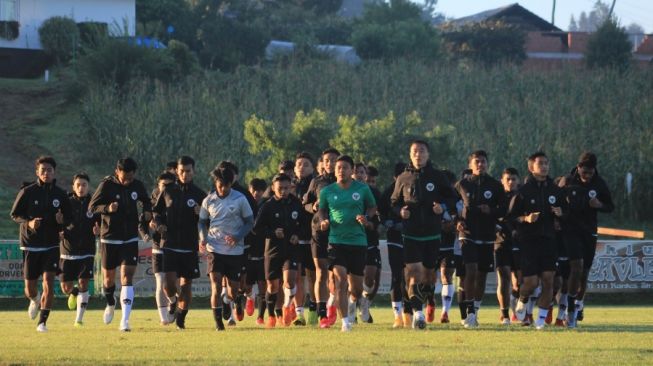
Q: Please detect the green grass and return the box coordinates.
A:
[0,306,652,365]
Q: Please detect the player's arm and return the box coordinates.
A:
[89,180,112,215]
[197,199,210,244]
[10,188,30,224]
[302,179,318,214]
[233,197,254,241]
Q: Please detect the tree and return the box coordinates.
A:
[442,21,526,67]
[38,16,80,65]
[569,15,578,31]
[585,19,632,70]
[572,1,611,32]
[627,23,645,34]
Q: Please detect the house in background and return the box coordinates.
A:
[446,3,561,32]
[0,0,135,77]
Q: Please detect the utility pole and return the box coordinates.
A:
[551,0,556,25]
[609,0,617,17]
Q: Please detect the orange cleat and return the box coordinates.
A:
[266,316,277,329]
[426,304,435,323]
[327,305,337,326]
[555,318,565,327]
[246,298,255,317]
[402,313,413,328]
[545,306,553,325]
[319,317,331,329]
[282,307,293,327]
[256,316,264,326]
[393,316,403,329]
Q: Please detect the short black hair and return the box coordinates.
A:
[528,151,548,162]
[210,167,234,185]
[278,160,294,171]
[272,173,292,184]
[117,157,138,173]
[578,152,597,169]
[322,148,340,157]
[409,139,430,151]
[72,172,90,183]
[166,161,177,170]
[295,152,314,166]
[394,162,406,177]
[367,166,379,177]
[35,156,56,169]
[336,155,354,168]
[177,156,195,168]
[249,178,267,192]
[502,167,520,177]
[469,150,488,162]
[217,160,238,175]
[157,172,176,182]
[354,162,367,172]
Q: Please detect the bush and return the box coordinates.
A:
[38,16,80,64]
[77,22,108,49]
[442,21,526,66]
[585,19,632,71]
[165,40,200,76]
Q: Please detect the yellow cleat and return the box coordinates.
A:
[393,317,403,329]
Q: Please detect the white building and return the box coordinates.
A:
[0,0,135,50]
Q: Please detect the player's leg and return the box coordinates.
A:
[282,264,298,326]
[209,270,225,331]
[101,242,119,325]
[535,270,555,329]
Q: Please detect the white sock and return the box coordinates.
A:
[154,273,168,322]
[327,293,336,307]
[283,286,296,307]
[557,293,568,320]
[575,299,584,310]
[441,284,454,313]
[296,306,304,316]
[474,300,482,317]
[538,306,549,321]
[76,291,89,322]
[342,318,350,327]
[120,286,134,323]
[249,286,258,300]
[30,292,40,304]
[392,301,403,317]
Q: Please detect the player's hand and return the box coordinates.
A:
[400,206,411,219]
[55,209,64,224]
[275,228,284,239]
[149,220,157,231]
[456,221,466,233]
[478,204,491,215]
[157,224,167,234]
[194,205,201,215]
[589,197,603,209]
[289,235,299,245]
[143,211,152,222]
[551,206,562,217]
[199,240,207,254]
[28,218,42,230]
[320,219,330,231]
[524,212,540,223]
[432,202,444,215]
[93,222,100,236]
[225,235,236,247]
[312,201,319,213]
[108,202,119,213]
[356,215,368,227]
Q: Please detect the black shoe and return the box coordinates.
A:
[577,309,584,321]
[168,301,178,323]
[222,302,232,321]
[216,319,225,331]
[366,313,374,324]
[175,317,185,330]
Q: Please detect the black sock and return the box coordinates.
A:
[511,289,519,299]
[466,301,475,315]
[257,294,266,318]
[275,308,282,317]
[176,308,188,326]
[212,307,224,329]
[308,300,317,311]
[501,308,509,318]
[39,309,50,325]
[103,286,116,306]
[425,284,435,306]
[266,292,277,317]
[567,295,576,315]
[403,298,413,314]
[71,287,79,296]
[318,302,327,319]
[457,289,466,319]
[519,296,529,304]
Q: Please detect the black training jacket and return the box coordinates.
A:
[455,174,507,243]
[365,186,382,247]
[61,193,99,256]
[152,181,207,252]
[507,175,566,241]
[559,167,614,235]
[89,176,151,242]
[495,190,518,249]
[379,182,403,244]
[11,179,73,249]
[253,195,303,257]
[303,173,336,241]
[294,175,314,241]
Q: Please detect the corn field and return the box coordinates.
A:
[81,60,653,223]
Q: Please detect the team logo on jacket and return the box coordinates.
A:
[131,191,138,200]
[34,200,39,205]
[116,194,120,199]
[426,183,435,192]
[291,211,299,219]
[572,190,577,196]
[86,211,94,219]
[548,195,556,204]
[588,190,597,199]
[275,213,280,218]
[52,199,60,208]
[187,199,196,207]
[530,199,535,204]
[483,190,492,199]
[352,192,361,201]
[228,205,235,212]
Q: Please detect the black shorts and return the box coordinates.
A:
[511,249,521,271]
[328,244,366,276]
[461,239,495,272]
[207,252,244,282]
[298,243,315,273]
[454,255,465,277]
[366,246,382,268]
[60,257,95,282]
[387,242,404,275]
[246,258,264,285]
[265,253,299,280]
[23,247,59,280]
[520,237,558,277]
[436,248,454,269]
[556,258,570,279]
[152,251,164,274]
[101,242,138,270]
[564,230,597,269]
[403,237,440,269]
[162,249,200,279]
[311,231,329,259]
[494,243,513,268]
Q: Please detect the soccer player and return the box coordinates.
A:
[199,167,254,331]
[558,152,614,327]
[358,165,382,324]
[436,170,459,324]
[90,157,152,331]
[245,178,268,325]
[253,173,303,328]
[151,156,207,329]
[509,152,566,330]
[495,167,521,325]
[11,156,72,332]
[303,148,339,328]
[59,173,100,327]
[391,140,458,330]
[454,169,472,325]
[318,155,377,332]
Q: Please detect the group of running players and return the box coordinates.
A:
[11,139,614,332]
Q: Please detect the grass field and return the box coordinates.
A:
[1,304,652,365]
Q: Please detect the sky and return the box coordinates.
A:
[430,0,653,32]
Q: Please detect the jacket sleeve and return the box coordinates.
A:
[10,188,30,224]
[596,178,615,213]
[252,202,270,238]
[390,177,404,216]
[89,180,111,215]
[59,192,74,227]
[151,189,167,226]
[490,184,508,220]
[303,178,318,214]
[506,191,525,225]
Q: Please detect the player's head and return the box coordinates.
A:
[295,152,314,179]
[577,151,597,183]
[211,167,234,196]
[321,148,340,175]
[72,172,90,197]
[501,167,520,192]
[527,151,549,178]
[278,160,294,178]
[165,161,177,174]
[216,161,238,183]
[157,172,176,192]
[366,166,379,188]
[271,173,292,199]
[115,157,138,186]
[177,156,195,184]
[409,139,429,169]
[35,155,56,184]
[468,150,488,175]
[335,155,354,183]
[248,178,267,202]
[353,162,367,182]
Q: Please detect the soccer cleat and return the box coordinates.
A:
[463,313,478,329]
[341,321,352,332]
[227,317,237,327]
[359,297,370,323]
[175,316,186,330]
[393,316,403,329]
[36,323,48,332]
[535,317,545,330]
[222,301,232,321]
[426,304,435,323]
[413,313,427,330]
[266,316,277,329]
[28,300,40,320]
[74,321,83,328]
[511,314,518,322]
[555,318,565,327]
[168,301,178,324]
[256,316,265,326]
[293,314,307,326]
[282,306,293,326]
[402,313,413,329]
[327,305,337,326]
[68,293,77,310]
[522,316,532,327]
[577,308,584,321]
[514,300,527,322]
[103,304,115,324]
[365,312,374,324]
[245,298,255,316]
[545,305,553,324]
[319,317,331,329]
[119,320,131,332]
[308,310,318,325]
[440,311,450,324]
[216,318,225,331]
[235,297,244,321]
[500,316,511,326]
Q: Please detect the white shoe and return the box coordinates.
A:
[104,304,116,324]
[463,313,478,329]
[501,316,511,326]
[341,321,352,332]
[535,317,545,330]
[514,301,527,322]
[36,323,48,332]
[359,297,370,323]
[28,300,40,320]
[119,320,131,332]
